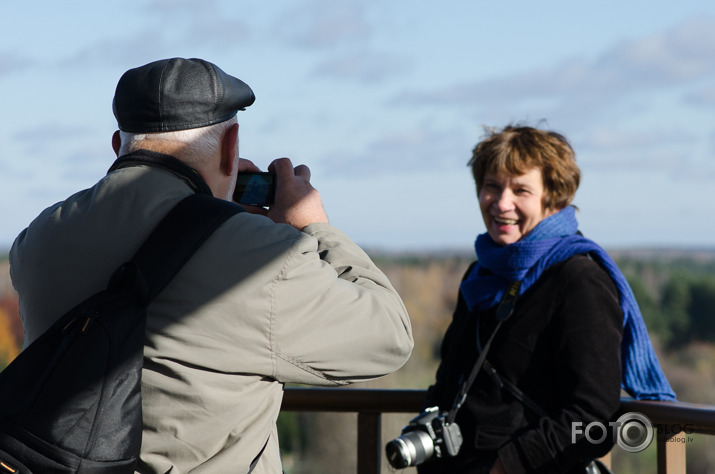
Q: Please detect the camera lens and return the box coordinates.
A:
[385,430,435,468]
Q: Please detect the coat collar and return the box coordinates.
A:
[108,149,213,196]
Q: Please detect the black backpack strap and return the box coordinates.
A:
[110,193,243,306]
[109,151,213,196]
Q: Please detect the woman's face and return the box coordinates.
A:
[479,167,557,246]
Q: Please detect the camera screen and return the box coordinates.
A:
[233,172,276,206]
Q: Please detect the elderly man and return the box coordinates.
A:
[10,57,413,473]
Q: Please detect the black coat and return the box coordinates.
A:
[419,255,623,474]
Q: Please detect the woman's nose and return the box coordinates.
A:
[494,190,515,211]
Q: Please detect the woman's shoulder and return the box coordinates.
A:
[546,253,619,297]
[552,253,606,275]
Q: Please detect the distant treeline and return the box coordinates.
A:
[615,252,715,350]
[2,249,714,369]
[371,248,715,348]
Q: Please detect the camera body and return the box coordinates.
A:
[385,406,463,469]
[233,172,276,206]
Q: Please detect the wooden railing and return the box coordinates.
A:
[281,387,715,474]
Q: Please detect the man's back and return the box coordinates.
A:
[11,156,413,473]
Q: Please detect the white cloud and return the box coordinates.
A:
[53,1,251,69]
[392,15,715,112]
[575,125,714,182]
[57,32,172,69]
[683,84,715,106]
[14,124,90,143]
[577,127,693,153]
[319,124,470,177]
[311,50,412,83]
[145,0,218,15]
[271,0,372,49]
[0,52,33,76]
[12,124,92,158]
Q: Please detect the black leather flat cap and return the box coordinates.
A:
[112,57,255,133]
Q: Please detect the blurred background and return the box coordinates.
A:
[2,1,715,472]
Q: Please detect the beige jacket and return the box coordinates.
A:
[10,156,413,473]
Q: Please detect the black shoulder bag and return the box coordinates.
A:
[0,193,242,474]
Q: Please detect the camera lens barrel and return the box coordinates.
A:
[385,430,435,468]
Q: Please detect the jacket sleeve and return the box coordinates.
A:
[269,222,413,385]
[498,258,624,473]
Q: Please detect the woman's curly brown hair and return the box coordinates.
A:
[468,124,581,211]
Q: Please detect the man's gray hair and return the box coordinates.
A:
[118,116,237,168]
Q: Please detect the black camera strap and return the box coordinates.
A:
[482,360,549,418]
[446,280,521,424]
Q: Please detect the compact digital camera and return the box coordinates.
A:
[232,172,276,207]
[385,406,463,469]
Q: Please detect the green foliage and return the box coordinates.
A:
[661,274,694,347]
[615,253,715,350]
[277,411,301,454]
[688,276,715,340]
[627,274,667,338]
[651,271,715,349]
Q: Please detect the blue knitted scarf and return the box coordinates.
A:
[460,206,676,401]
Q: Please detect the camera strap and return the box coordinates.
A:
[482,360,549,418]
[446,280,521,424]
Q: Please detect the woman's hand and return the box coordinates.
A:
[490,458,507,474]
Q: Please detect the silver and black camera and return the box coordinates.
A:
[385,406,463,469]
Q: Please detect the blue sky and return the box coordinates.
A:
[2,0,715,252]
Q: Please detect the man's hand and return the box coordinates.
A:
[233,158,269,216]
[266,157,329,230]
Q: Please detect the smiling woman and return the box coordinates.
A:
[478,168,555,246]
[415,124,676,474]
[471,126,580,246]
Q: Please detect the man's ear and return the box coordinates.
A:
[112,130,121,157]
[221,123,239,176]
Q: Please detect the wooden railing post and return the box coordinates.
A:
[657,430,686,474]
[358,411,381,474]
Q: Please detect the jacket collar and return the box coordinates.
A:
[107,149,213,196]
